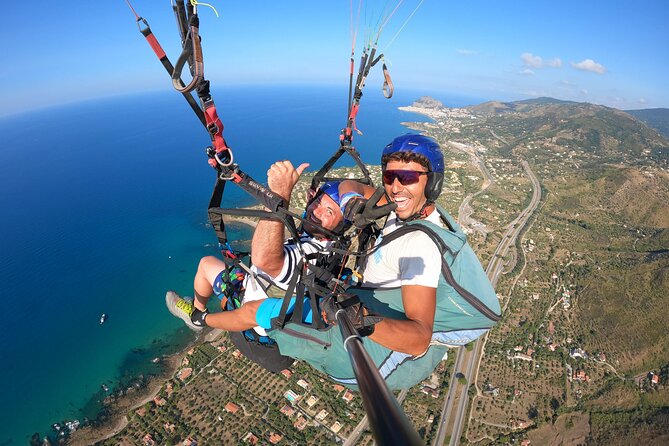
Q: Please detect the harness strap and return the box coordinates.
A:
[382,63,394,99]
[311,144,373,192]
[196,80,230,161]
[172,14,204,93]
[370,222,502,322]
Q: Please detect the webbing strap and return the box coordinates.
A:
[172,15,204,93]
[382,63,394,98]
[311,143,373,192]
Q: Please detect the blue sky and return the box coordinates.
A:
[2,0,668,116]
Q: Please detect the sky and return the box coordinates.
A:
[1,0,668,116]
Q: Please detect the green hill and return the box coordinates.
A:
[625,108,669,140]
[465,99,669,163]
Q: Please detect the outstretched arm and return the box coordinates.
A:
[251,161,309,277]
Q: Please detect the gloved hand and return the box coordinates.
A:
[342,187,397,228]
[191,307,209,327]
[320,293,384,337]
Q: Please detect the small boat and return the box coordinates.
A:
[100,313,107,325]
[101,384,109,392]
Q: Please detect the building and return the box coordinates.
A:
[268,432,283,444]
[225,402,240,414]
[572,369,590,382]
[177,367,193,381]
[293,417,308,431]
[315,409,328,421]
[342,389,355,403]
[333,384,345,393]
[331,421,342,433]
[280,404,295,417]
[243,432,259,445]
[570,348,586,359]
[280,369,293,379]
[306,395,319,408]
[297,379,310,390]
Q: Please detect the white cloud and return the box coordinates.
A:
[456,49,478,55]
[638,98,647,104]
[521,53,562,69]
[519,69,535,76]
[571,59,606,74]
[522,53,543,68]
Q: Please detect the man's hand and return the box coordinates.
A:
[267,161,309,202]
[320,293,383,337]
[342,187,397,228]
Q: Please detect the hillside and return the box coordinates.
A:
[404,96,669,444]
[464,99,669,162]
[626,108,669,139]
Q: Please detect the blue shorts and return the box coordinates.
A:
[255,297,313,329]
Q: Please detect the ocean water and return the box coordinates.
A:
[0,85,483,444]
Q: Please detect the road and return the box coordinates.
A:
[433,152,542,445]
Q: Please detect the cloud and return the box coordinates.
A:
[456,49,478,55]
[571,59,606,74]
[639,98,647,104]
[519,69,535,76]
[521,53,562,69]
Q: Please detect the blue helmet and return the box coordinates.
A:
[382,134,445,201]
[318,181,341,206]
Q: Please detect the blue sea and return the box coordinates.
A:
[0,85,483,444]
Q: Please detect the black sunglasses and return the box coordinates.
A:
[382,169,429,185]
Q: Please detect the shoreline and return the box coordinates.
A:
[68,329,224,445]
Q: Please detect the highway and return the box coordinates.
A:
[433,154,542,446]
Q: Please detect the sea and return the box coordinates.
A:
[0,85,484,444]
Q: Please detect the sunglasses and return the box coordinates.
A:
[382,169,429,185]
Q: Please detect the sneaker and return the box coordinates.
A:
[166,291,203,332]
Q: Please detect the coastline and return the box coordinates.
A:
[68,329,224,445]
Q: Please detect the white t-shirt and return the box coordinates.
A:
[242,235,333,335]
[361,209,444,289]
